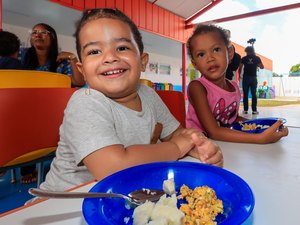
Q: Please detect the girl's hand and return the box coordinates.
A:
[259,120,289,143]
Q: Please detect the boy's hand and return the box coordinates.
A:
[190,133,223,167]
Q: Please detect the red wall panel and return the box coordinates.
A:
[124,0,132,18]
[106,0,115,8]
[146,2,153,31]
[131,0,139,26]
[50,0,188,43]
[59,0,72,4]
[163,10,170,37]
[73,0,84,9]
[169,13,175,38]
[85,0,96,9]
[139,0,146,29]
[158,7,164,35]
[152,5,159,33]
[116,0,124,11]
[96,0,106,8]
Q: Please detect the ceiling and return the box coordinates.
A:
[2,0,300,56]
[147,0,219,20]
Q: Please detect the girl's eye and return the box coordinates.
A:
[87,49,101,55]
[213,47,221,53]
[197,52,205,58]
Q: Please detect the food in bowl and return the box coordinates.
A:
[178,185,223,225]
[240,122,270,131]
[82,162,255,225]
[132,179,223,225]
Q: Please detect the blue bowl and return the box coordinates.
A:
[82,162,254,225]
[231,117,286,133]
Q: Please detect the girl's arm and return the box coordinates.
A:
[188,80,288,144]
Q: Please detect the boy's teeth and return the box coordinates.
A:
[105,69,123,75]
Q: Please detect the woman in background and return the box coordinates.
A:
[22,23,85,87]
[20,23,85,183]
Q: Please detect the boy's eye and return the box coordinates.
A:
[117,46,130,51]
[87,49,101,55]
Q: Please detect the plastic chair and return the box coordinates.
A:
[0,88,76,186]
[156,90,186,127]
[0,70,71,88]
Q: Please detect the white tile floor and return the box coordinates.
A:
[240,104,300,128]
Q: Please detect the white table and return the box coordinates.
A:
[1,127,299,225]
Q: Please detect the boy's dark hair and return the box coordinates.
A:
[187,24,230,59]
[23,23,59,72]
[0,31,21,56]
[74,8,144,61]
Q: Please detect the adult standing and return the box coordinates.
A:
[20,23,85,183]
[239,46,264,115]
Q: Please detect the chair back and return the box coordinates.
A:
[0,70,71,88]
[0,88,76,167]
[156,90,186,127]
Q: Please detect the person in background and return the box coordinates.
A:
[185,24,288,144]
[39,8,223,192]
[239,46,264,115]
[0,30,23,69]
[0,30,23,178]
[20,23,86,184]
[225,44,241,81]
[22,23,85,87]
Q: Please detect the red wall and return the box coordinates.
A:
[50,0,192,43]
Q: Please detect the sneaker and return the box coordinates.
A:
[252,111,259,115]
[243,111,248,114]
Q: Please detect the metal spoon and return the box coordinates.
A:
[28,188,165,207]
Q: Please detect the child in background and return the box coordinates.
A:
[40,9,223,192]
[0,30,23,69]
[185,24,288,144]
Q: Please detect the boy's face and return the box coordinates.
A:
[190,32,232,81]
[76,18,148,99]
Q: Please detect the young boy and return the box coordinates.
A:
[0,30,23,69]
[40,9,223,192]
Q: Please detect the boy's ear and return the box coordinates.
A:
[140,53,149,72]
[76,61,87,81]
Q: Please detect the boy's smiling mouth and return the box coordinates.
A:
[102,69,126,76]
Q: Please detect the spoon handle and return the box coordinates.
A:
[29,188,129,200]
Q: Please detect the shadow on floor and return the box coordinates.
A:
[0,161,51,214]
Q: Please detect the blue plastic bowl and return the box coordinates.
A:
[231,117,286,133]
[82,161,254,225]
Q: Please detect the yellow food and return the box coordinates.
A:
[178,185,223,225]
[240,123,257,131]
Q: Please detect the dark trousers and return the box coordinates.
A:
[242,76,258,111]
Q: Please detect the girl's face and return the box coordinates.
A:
[76,18,148,99]
[30,25,51,51]
[190,32,232,82]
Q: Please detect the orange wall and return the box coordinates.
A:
[233,43,273,71]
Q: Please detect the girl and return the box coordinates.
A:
[186,24,288,144]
